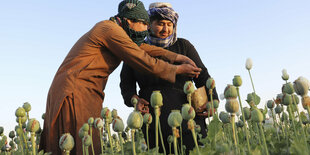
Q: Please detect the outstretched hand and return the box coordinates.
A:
[176,64,201,78]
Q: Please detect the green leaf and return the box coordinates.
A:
[207,117,223,141]
[290,138,308,155]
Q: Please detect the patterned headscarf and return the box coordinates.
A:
[145,3,179,48]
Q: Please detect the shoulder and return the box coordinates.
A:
[90,20,128,40]
[92,20,124,34]
[176,38,192,45]
[95,20,118,27]
[173,38,195,50]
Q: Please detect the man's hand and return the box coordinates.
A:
[132,95,150,114]
[195,103,216,118]
[176,64,201,78]
[196,108,216,118]
[175,55,197,67]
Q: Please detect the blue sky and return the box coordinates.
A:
[0,0,309,136]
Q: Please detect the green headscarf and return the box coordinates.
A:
[116,0,149,46]
[117,0,150,24]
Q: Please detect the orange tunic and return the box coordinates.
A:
[40,20,179,154]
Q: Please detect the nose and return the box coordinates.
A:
[162,25,168,32]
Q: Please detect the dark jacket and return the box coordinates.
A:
[120,38,218,153]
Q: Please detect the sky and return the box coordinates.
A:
[0,0,309,137]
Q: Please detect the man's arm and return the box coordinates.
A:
[140,43,198,68]
[102,21,200,83]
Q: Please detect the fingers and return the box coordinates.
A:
[196,103,207,113]
[185,57,197,68]
[197,109,216,118]
[139,98,150,105]
[197,112,210,118]
[176,55,198,68]
[188,66,201,78]
[183,55,197,68]
[136,99,150,114]
[136,104,149,114]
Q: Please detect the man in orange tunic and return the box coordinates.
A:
[39,0,201,154]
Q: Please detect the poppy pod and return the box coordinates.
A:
[294,77,309,97]
[251,108,263,123]
[14,127,23,137]
[282,82,295,95]
[184,81,195,94]
[224,85,238,99]
[282,93,293,106]
[127,111,143,129]
[131,96,138,106]
[16,116,27,124]
[26,118,40,132]
[143,113,152,124]
[213,99,220,109]
[83,135,92,147]
[9,131,15,139]
[181,104,196,120]
[94,118,103,129]
[14,138,20,145]
[22,102,31,112]
[15,107,26,118]
[225,98,239,113]
[88,117,94,126]
[245,58,253,70]
[206,101,211,110]
[78,128,85,139]
[275,104,283,114]
[219,112,231,124]
[167,135,173,144]
[266,100,275,109]
[206,78,216,90]
[243,107,251,120]
[150,90,163,108]
[9,141,15,148]
[101,107,112,120]
[112,109,118,119]
[233,75,242,87]
[112,118,124,132]
[275,93,283,104]
[59,133,75,151]
[236,120,244,128]
[82,123,89,132]
[168,110,183,128]
[246,92,261,106]
[281,69,289,81]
